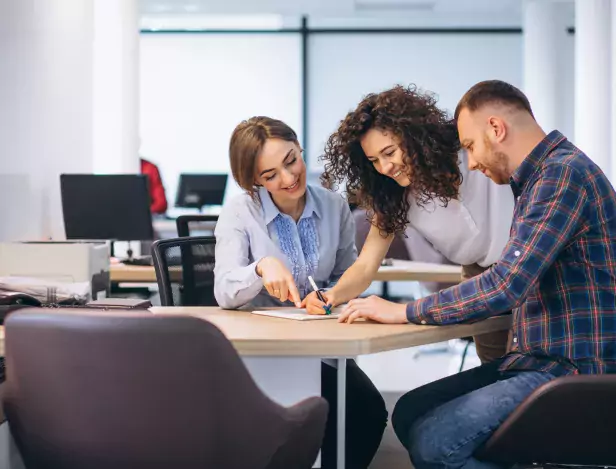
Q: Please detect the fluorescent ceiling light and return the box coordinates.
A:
[354,0,436,11]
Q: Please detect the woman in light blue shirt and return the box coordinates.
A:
[214,116,386,469]
[214,160,357,310]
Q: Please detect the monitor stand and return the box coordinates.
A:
[110,241,134,260]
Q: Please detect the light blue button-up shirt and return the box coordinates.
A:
[214,185,357,309]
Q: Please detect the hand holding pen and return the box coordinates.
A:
[303,276,333,315]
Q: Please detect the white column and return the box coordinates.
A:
[93,0,140,174]
[575,0,611,177]
[0,0,95,240]
[523,0,568,133]
[612,0,616,182]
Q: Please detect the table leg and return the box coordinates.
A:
[337,357,346,469]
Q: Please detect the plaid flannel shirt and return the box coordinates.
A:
[407,130,616,376]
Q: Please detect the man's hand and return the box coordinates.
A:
[338,295,409,324]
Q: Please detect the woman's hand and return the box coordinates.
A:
[301,290,337,315]
[256,257,301,307]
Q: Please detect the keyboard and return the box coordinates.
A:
[122,256,153,266]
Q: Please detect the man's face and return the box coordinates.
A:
[457,108,511,185]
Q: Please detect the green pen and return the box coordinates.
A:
[308,276,331,315]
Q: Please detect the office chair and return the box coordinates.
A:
[175,214,218,237]
[151,236,217,306]
[3,309,328,469]
[477,374,616,467]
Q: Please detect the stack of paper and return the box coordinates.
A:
[251,306,346,321]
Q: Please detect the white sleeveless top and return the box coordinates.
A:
[405,151,515,267]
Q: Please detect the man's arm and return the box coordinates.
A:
[407,163,588,325]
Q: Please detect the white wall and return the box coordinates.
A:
[0,0,95,241]
[307,31,575,167]
[560,31,575,140]
[139,33,302,213]
[139,28,575,199]
[93,0,141,174]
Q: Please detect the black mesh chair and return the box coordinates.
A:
[151,236,217,306]
[176,215,218,237]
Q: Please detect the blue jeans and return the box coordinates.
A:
[392,359,555,469]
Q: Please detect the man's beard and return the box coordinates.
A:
[483,137,510,184]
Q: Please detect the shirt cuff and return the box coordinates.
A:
[406,297,434,325]
[224,261,263,299]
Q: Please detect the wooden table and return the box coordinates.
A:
[0,308,509,468]
[110,260,462,284]
[150,307,509,467]
[149,306,507,356]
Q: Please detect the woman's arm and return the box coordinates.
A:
[328,203,359,286]
[328,221,394,304]
[213,210,264,309]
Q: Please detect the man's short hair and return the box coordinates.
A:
[454,80,535,120]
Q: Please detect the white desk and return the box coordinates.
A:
[152,218,216,238]
[110,260,462,284]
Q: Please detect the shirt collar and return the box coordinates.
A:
[259,185,321,226]
[510,130,567,197]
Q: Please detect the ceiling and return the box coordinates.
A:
[140,0,524,16]
[139,0,575,29]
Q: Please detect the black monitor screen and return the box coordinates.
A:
[175,174,227,209]
[61,174,154,241]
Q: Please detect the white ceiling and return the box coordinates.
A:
[139,0,575,28]
[140,0,524,16]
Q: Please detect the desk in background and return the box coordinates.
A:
[110,259,463,285]
[152,217,216,239]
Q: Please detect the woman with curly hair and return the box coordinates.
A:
[302,85,515,363]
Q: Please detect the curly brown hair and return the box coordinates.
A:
[321,85,461,235]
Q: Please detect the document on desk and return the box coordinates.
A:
[251,307,345,321]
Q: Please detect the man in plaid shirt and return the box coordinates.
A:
[338,80,616,469]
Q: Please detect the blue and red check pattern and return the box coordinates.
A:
[407,130,616,376]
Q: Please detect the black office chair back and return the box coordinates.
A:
[152,236,217,306]
[176,214,218,237]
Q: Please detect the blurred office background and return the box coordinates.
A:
[0,2,612,466]
[3,0,603,239]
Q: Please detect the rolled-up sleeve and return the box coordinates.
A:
[213,208,264,309]
[406,163,586,325]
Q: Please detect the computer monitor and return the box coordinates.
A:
[175,174,228,210]
[60,174,154,242]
